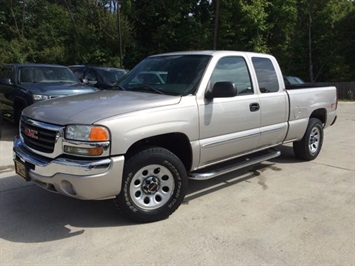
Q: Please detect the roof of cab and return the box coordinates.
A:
[148,50,271,58]
[4,63,69,68]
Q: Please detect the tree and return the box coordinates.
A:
[0,0,353,81]
[265,0,298,76]
[124,0,213,67]
[216,0,269,52]
[287,0,353,82]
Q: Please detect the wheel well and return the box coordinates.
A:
[126,133,193,171]
[14,98,28,113]
[13,99,27,124]
[310,108,326,125]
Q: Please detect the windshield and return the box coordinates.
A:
[119,55,211,95]
[18,66,78,84]
[97,68,127,85]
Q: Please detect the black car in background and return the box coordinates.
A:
[69,65,128,90]
[0,63,97,124]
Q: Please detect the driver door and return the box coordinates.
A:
[198,56,261,167]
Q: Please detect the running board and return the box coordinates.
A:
[189,149,281,180]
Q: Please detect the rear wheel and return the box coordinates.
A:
[293,118,323,161]
[115,147,188,222]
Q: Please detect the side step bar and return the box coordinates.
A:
[189,149,281,180]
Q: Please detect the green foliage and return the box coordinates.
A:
[0,0,353,81]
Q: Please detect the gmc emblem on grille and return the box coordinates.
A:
[24,128,38,139]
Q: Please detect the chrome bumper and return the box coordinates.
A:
[13,136,124,200]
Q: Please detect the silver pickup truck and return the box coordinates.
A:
[13,51,337,222]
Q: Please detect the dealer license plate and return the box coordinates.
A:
[14,159,30,181]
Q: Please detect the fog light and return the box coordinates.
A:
[61,180,77,196]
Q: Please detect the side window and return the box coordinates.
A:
[210,56,253,95]
[72,68,85,79]
[18,68,34,83]
[84,69,97,81]
[0,67,14,80]
[252,57,279,93]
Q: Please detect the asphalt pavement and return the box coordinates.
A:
[0,102,354,265]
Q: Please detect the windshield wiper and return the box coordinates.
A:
[112,85,126,91]
[129,85,165,95]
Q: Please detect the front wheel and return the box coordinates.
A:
[293,118,324,161]
[115,147,188,222]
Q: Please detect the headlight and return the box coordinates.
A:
[64,125,110,157]
[65,125,110,141]
[33,94,50,101]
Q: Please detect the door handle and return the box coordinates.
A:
[249,103,260,112]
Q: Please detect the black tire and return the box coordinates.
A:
[115,147,188,223]
[293,118,323,161]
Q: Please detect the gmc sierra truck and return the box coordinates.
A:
[13,51,337,222]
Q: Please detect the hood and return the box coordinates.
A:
[23,90,182,125]
[22,82,97,95]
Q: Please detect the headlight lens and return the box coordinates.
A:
[65,125,110,141]
[33,94,50,101]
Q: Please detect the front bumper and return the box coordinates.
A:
[13,136,124,200]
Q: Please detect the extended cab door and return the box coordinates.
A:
[250,56,288,148]
[198,55,261,167]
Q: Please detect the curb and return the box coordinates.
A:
[0,165,15,174]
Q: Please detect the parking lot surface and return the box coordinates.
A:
[0,102,354,265]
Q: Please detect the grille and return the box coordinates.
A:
[20,118,58,153]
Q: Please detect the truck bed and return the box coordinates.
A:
[285,83,334,90]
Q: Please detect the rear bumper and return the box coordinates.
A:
[325,110,337,128]
[13,136,124,200]
[330,115,337,126]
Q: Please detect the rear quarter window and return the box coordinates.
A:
[252,57,279,93]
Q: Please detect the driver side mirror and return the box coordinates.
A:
[0,78,13,85]
[205,81,237,100]
[80,78,89,84]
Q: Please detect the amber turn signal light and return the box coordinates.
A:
[89,126,109,141]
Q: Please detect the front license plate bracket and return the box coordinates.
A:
[14,159,30,181]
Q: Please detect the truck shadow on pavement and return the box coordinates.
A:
[0,175,136,243]
[185,145,302,202]
[186,161,281,203]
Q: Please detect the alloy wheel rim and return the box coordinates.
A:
[309,127,321,154]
